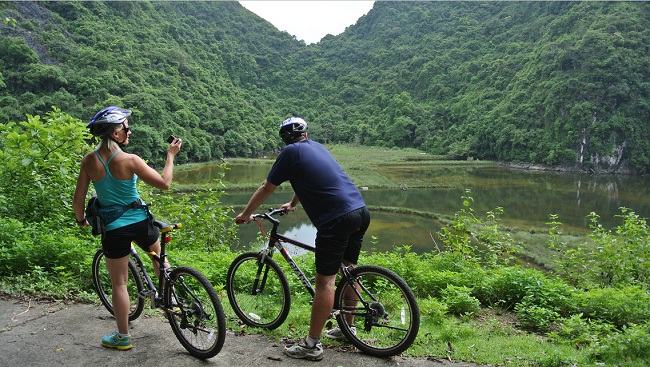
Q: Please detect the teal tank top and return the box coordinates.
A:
[92,150,148,231]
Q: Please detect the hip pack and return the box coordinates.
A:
[85,196,151,236]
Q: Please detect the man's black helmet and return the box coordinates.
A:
[279,117,308,144]
[86,106,131,137]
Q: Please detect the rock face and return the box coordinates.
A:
[588,142,629,174]
[506,141,639,175]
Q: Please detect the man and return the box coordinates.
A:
[235,116,370,361]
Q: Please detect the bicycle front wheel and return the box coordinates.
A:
[91,248,145,321]
[165,266,226,360]
[334,265,420,357]
[226,252,291,329]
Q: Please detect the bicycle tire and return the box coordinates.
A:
[333,265,420,357]
[165,266,226,359]
[91,248,145,321]
[226,252,291,329]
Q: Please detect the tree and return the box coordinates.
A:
[0,107,89,225]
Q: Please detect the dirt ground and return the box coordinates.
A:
[0,296,488,367]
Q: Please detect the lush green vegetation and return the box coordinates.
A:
[1,2,649,173]
[1,111,649,365]
[1,1,649,364]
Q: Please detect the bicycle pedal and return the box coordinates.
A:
[138,290,155,298]
[160,305,181,314]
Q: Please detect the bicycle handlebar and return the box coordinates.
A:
[252,208,285,222]
[252,208,285,225]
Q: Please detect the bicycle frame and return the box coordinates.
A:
[255,209,367,311]
[93,218,227,359]
[129,221,177,308]
[229,208,420,357]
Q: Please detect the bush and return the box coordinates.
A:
[473,266,577,315]
[589,322,650,362]
[364,250,486,299]
[550,209,650,289]
[442,285,481,316]
[578,286,650,328]
[0,217,92,277]
[0,108,89,226]
[474,266,546,310]
[550,314,615,348]
[515,301,560,332]
[418,296,447,325]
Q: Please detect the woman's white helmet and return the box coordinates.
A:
[86,106,131,137]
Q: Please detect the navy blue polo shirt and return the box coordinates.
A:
[266,139,365,228]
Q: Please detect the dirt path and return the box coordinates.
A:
[0,297,486,367]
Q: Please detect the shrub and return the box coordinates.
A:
[578,286,650,328]
[474,266,547,310]
[549,209,650,289]
[588,322,650,362]
[0,217,92,277]
[0,108,89,226]
[437,190,516,266]
[418,296,447,325]
[362,248,486,299]
[550,314,615,348]
[474,266,577,315]
[515,301,560,332]
[442,285,481,316]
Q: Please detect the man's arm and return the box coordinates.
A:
[281,194,300,213]
[235,179,277,224]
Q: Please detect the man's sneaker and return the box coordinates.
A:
[101,332,132,350]
[284,339,323,361]
[324,325,356,341]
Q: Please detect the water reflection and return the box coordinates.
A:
[175,162,272,185]
[178,162,650,254]
[232,209,441,255]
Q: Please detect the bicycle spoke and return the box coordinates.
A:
[334,265,419,357]
[226,253,291,329]
[166,267,225,359]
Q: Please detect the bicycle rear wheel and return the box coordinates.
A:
[165,266,226,359]
[226,252,291,329]
[91,248,145,321]
[333,265,420,357]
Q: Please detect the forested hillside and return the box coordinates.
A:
[1,1,649,172]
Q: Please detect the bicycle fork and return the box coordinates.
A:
[251,249,274,296]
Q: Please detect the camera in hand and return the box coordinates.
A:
[167,135,176,144]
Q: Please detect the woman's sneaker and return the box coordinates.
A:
[324,325,356,341]
[101,332,132,350]
[284,339,323,361]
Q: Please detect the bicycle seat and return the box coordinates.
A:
[153,219,180,232]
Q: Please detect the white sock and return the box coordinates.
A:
[305,335,319,348]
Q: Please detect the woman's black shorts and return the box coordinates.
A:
[102,219,159,259]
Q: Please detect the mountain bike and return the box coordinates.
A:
[226,208,420,358]
[91,219,226,359]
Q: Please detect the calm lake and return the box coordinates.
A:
[174,162,650,254]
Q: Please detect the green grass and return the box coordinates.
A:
[217,145,496,190]
[2,235,647,366]
[214,274,593,366]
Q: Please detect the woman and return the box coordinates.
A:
[72,106,181,350]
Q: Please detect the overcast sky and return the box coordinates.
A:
[240,1,375,44]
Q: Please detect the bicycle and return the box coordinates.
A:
[91,218,226,359]
[226,208,420,358]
